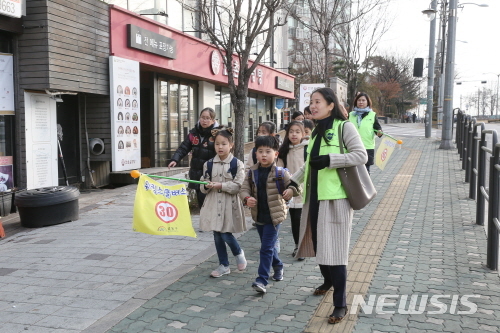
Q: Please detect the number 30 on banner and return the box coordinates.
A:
[155,201,179,223]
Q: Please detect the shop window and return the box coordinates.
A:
[157,79,197,167]
[215,89,221,122]
[105,0,168,25]
[0,33,12,53]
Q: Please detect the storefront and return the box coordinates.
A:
[109,5,294,169]
[0,4,23,193]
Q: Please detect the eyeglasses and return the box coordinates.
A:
[200,117,213,121]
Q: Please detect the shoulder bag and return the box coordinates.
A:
[337,122,377,210]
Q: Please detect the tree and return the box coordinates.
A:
[290,0,384,86]
[333,0,393,106]
[189,0,289,159]
[365,54,421,118]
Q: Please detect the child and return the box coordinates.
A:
[277,121,308,261]
[303,119,314,140]
[245,121,279,172]
[303,106,313,120]
[240,136,301,293]
[200,127,247,278]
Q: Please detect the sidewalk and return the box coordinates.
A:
[1,124,499,333]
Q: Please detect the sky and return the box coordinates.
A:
[375,0,499,114]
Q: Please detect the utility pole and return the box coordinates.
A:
[439,0,456,150]
[425,0,437,138]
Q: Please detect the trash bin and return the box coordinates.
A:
[15,186,80,228]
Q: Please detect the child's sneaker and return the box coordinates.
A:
[210,265,230,278]
[252,281,267,293]
[272,266,283,281]
[235,250,247,271]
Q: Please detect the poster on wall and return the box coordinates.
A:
[299,83,325,112]
[0,156,14,191]
[109,56,141,172]
[24,92,58,189]
[0,54,14,113]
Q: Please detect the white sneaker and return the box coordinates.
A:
[210,265,230,278]
[235,250,247,271]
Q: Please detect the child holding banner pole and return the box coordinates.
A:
[200,128,248,278]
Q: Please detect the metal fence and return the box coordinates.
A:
[456,110,500,271]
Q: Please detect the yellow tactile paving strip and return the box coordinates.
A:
[304,148,422,333]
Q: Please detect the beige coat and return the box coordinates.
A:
[199,154,247,233]
[290,122,367,265]
[277,139,309,209]
[240,162,301,226]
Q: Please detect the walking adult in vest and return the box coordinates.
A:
[168,107,218,208]
[348,92,383,174]
[290,88,367,325]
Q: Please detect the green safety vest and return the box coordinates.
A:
[349,111,376,149]
[303,119,348,202]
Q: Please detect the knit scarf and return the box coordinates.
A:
[353,107,372,126]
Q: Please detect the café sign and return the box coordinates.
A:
[127,24,177,59]
[276,76,293,92]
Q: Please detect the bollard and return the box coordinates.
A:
[476,130,497,226]
[487,143,500,270]
[462,116,472,171]
[465,118,476,182]
[469,122,485,200]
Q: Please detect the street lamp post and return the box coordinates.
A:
[439,0,458,149]
[439,1,488,149]
[423,0,437,139]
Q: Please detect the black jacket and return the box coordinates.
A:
[170,122,217,189]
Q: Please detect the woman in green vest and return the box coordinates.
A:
[291,88,367,324]
[349,93,383,173]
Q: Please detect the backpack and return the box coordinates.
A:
[205,157,238,180]
[282,145,308,169]
[247,166,287,195]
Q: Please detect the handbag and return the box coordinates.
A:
[336,122,377,210]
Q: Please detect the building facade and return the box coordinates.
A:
[3,0,294,190]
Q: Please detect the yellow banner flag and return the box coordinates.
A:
[375,137,398,171]
[132,175,196,238]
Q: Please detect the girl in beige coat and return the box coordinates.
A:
[200,128,247,278]
[277,121,308,259]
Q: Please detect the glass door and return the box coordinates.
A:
[157,79,197,167]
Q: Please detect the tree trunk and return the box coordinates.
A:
[231,85,248,161]
[324,40,329,85]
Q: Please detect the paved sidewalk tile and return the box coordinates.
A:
[1,125,499,333]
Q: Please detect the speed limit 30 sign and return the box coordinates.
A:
[155,201,179,223]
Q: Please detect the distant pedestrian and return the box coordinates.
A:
[200,127,247,278]
[412,113,417,123]
[349,92,383,174]
[277,121,308,261]
[291,87,367,324]
[240,136,301,293]
[168,107,219,208]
